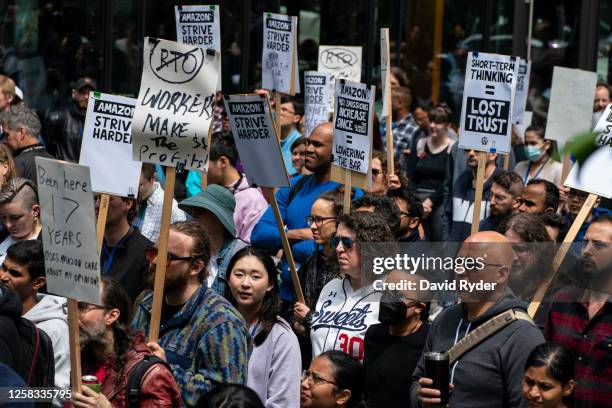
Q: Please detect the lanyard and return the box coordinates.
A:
[100,230,132,274]
[524,158,549,183]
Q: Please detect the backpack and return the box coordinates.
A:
[126,354,172,408]
[16,318,55,389]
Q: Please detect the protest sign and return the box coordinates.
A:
[224,94,290,188]
[564,104,612,199]
[79,92,141,197]
[545,66,597,148]
[131,37,219,171]
[459,52,518,154]
[332,80,375,174]
[262,13,299,95]
[36,157,101,305]
[380,28,394,173]
[318,45,362,112]
[512,59,530,125]
[304,71,331,138]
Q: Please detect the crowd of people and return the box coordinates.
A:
[0,68,609,408]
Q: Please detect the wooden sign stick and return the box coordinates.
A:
[470,152,486,235]
[266,187,305,303]
[561,151,571,183]
[275,92,282,140]
[148,167,177,342]
[386,97,394,175]
[503,153,510,170]
[96,193,110,255]
[527,193,598,317]
[343,170,352,214]
[201,125,214,189]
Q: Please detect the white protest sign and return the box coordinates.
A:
[459,52,518,154]
[36,157,101,305]
[304,71,331,138]
[513,111,533,142]
[380,28,391,118]
[332,80,375,174]
[132,37,219,171]
[224,94,290,188]
[512,59,530,124]
[175,5,222,91]
[545,66,597,148]
[318,45,362,112]
[262,13,299,95]
[79,92,141,197]
[564,104,612,198]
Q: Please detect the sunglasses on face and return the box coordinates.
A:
[371,169,382,177]
[144,246,194,267]
[332,236,355,250]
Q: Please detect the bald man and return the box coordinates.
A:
[410,231,544,408]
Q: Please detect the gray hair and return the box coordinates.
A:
[0,177,38,209]
[1,105,41,137]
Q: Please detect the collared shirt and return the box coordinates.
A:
[546,290,612,408]
[133,182,186,243]
[381,114,420,168]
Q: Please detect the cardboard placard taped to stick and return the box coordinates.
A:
[318,45,362,113]
[79,92,141,198]
[262,12,299,95]
[36,157,101,305]
[459,52,518,154]
[132,37,220,171]
[224,94,290,188]
[564,104,612,198]
[512,59,530,125]
[304,71,331,138]
[545,66,597,148]
[380,28,391,118]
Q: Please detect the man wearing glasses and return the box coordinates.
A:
[131,221,250,407]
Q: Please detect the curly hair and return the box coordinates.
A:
[336,211,394,243]
[352,194,401,238]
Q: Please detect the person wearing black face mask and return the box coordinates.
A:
[364,270,430,408]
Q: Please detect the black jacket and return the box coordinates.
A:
[13,143,54,184]
[0,285,26,379]
[42,102,85,162]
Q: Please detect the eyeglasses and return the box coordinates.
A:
[280,106,296,114]
[76,302,107,313]
[371,169,382,177]
[306,215,336,227]
[301,370,337,387]
[332,236,355,250]
[144,246,194,267]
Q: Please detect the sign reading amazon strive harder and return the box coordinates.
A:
[459,52,518,154]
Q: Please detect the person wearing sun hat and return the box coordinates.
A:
[179,184,247,297]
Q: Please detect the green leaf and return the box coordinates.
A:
[563,131,599,165]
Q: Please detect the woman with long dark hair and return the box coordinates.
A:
[225,247,301,408]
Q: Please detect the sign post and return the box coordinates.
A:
[380,28,394,174]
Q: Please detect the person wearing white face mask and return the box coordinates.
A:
[514,126,562,186]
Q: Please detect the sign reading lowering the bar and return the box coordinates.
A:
[79,92,141,197]
[36,157,101,305]
[132,37,219,171]
[564,104,612,198]
[459,52,518,154]
[262,13,299,95]
[304,71,330,138]
[512,59,530,125]
[224,94,289,188]
[380,28,391,118]
[332,80,375,173]
[318,45,362,112]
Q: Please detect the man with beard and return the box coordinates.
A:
[131,221,250,407]
[387,188,424,242]
[479,171,523,231]
[73,277,181,407]
[546,215,612,408]
[517,179,560,214]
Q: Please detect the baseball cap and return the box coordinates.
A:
[74,77,97,91]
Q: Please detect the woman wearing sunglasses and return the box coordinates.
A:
[0,178,41,262]
[306,211,394,362]
[300,350,366,408]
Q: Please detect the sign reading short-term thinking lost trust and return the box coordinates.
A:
[262,13,299,95]
[564,103,612,199]
[304,71,331,138]
[332,80,375,174]
[132,37,220,171]
[224,94,290,188]
[79,92,141,198]
[36,157,101,305]
[459,52,518,154]
[512,58,530,125]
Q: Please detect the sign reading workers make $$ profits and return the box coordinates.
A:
[131,37,220,171]
[79,92,141,198]
[262,13,299,95]
[224,94,290,188]
[459,52,518,154]
[332,80,375,174]
[175,5,220,49]
[36,157,101,305]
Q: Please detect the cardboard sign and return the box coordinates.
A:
[36,157,101,305]
[131,37,219,171]
[459,52,518,154]
[175,5,222,91]
[380,28,391,118]
[262,13,299,95]
[332,80,375,174]
[564,104,612,198]
[513,111,533,142]
[318,45,362,112]
[545,66,597,148]
[512,59,530,125]
[79,92,141,197]
[304,71,331,138]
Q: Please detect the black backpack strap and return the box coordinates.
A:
[28,325,41,386]
[287,175,312,204]
[126,355,171,408]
